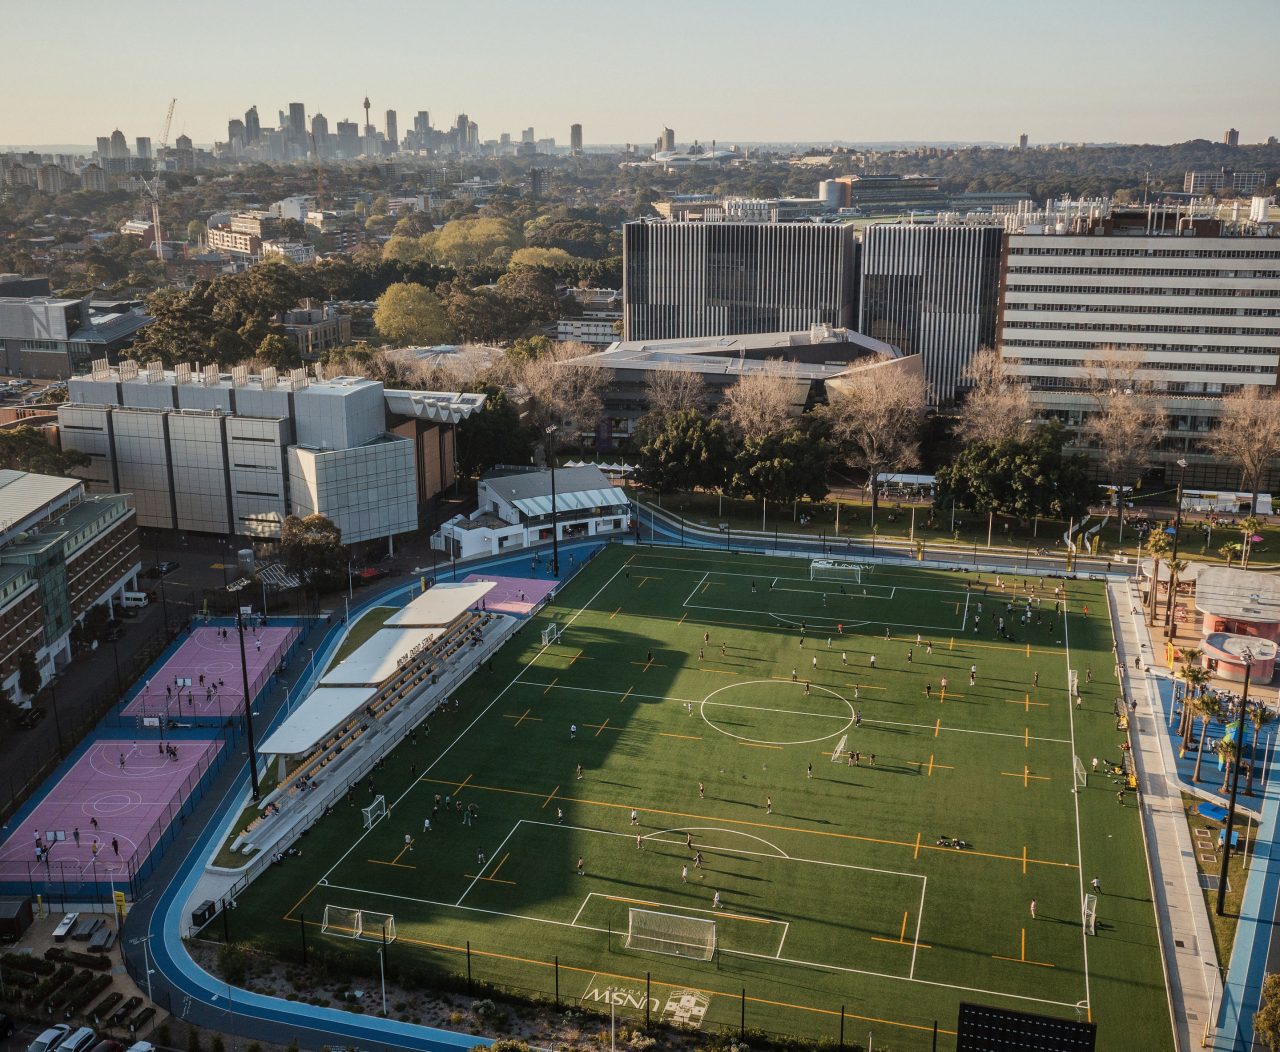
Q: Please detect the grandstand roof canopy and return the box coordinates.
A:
[385,580,495,627]
[258,686,376,757]
[321,627,442,687]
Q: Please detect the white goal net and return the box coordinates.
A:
[541,624,562,646]
[1074,756,1088,793]
[625,908,716,961]
[1068,669,1080,698]
[362,794,387,830]
[321,905,397,943]
[831,735,848,763]
[1083,894,1097,936]
[810,560,867,584]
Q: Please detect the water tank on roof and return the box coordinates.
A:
[238,549,255,576]
[817,180,842,209]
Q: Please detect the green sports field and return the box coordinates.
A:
[230,544,1172,1050]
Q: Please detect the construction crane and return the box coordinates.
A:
[143,98,177,261]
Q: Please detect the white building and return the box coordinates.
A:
[434,466,631,559]
[261,239,316,264]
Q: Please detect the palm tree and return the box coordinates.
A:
[1177,649,1206,743]
[1219,542,1241,567]
[1192,692,1223,783]
[1164,557,1188,633]
[1217,736,1237,793]
[1146,530,1171,622]
[1240,515,1263,569]
[1246,703,1274,796]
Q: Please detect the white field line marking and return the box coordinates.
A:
[682,571,710,608]
[455,820,522,907]
[961,588,971,632]
[1062,595,1092,1013]
[684,601,959,634]
[775,920,791,959]
[576,890,785,930]
[911,876,927,980]
[627,560,971,600]
[314,560,631,888]
[318,878,1082,1012]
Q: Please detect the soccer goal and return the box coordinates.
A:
[1068,669,1080,698]
[625,908,716,961]
[810,559,868,584]
[1073,756,1088,793]
[362,794,387,830]
[831,734,849,763]
[1083,894,1098,936]
[541,624,562,646]
[321,905,397,943]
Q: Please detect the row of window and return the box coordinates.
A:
[1004,321,1280,337]
[1006,284,1278,298]
[1010,246,1280,260]
[1005,357,1272,373]
[1005,302,1280,317]
[1002,339,1274,356]
[1007,265,1278,278]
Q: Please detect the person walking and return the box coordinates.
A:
[630,808,639,826]
[1091,877,1101,894]
[713,891,722,909]
[405,833,414,851]
[1030,898,1037,920]
[806,762,813,779]
[765,796,773,814]
[698,781,705,799]
[681,865,689,884]
[577,856,584,875]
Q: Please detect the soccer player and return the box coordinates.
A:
[1029,898,1037,919]
[713,891,722,909]
[806,762,813,779]
[636,834,643,850]
[405,833,413,851]
[869,654,876,668]
[630,809,639,826]
[556,808,565,824]
[682,865,689,883]
[1091,877,1101,893]
[698,781,705,799]
[693,851,704,869]
[841,652,847,665]
[570,724,577,739]
[575,762,583,780]
[577,856,584,875]
[765,796,773,814]
[969,664,977,685]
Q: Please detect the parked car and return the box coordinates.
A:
[124,1043,156,1052]
[155,560,179,576]
[358,566,389,582]
[17,706,47,729]
[55,1028,98,1052]
[88,1041,124,1052]
[28,1026,72,1052]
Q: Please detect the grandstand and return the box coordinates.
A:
[218,582,516,865]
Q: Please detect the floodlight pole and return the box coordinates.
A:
[1165,457,1188,639]
[237,610,261,803]
[1217,651,1253,916]
[546,425,560,577]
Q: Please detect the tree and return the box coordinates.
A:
[1219,542,1242,567]
[1192,694,1220,783]
[1202,386,1280,510]
[508,247,577,274]
[495,267,562,332]
[373,283,452,346]
[730,419,832,509]
[425,216,521,271]
[186,219,206,244]
[636,410,732,497]
[1240,515,1264,569]
[1253,972,1280,1049]
[719,363,796,443]
[456,387,538,477]
[935,422,1094,523]
[0,683,24,730]
[953,347,1032,447]
[641,368,707,435]
[1081,346,1166,496]
[17,650,42,701]
[520,342,608,447]
[255,333,302,372]
[0,426,89,477]
[280,514,346,590]
[1247,703,1273,796]
[1146,530,1171,622]
[820,367,927,524]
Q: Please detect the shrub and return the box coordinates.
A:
[217,942,248,985]
[187,1027,202,1052]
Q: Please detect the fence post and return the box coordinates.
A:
[554,956,559,1006]
[646,972,650,1026]
[740,988,745,1039]
[300,911,307,964]
[840,1004,844,1048]
[466,940,472,994]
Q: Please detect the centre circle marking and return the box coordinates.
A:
[90,791,141,816]
[700,679,854,746]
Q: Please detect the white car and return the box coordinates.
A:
[27,1026,71,1052]
[126,1043,157,1052]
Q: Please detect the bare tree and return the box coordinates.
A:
[820,365,926,524]
[1081,346,1166,496]
[1201,386,1280,509]
[646,368,708,419]
[954,347,1033,446]
[718,361,797,442]
[521,341,608,447]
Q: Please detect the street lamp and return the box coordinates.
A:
[545,425,560,577]
[1217,648,1254,916]
[236,609,261,802]
[1164,457,1188,639]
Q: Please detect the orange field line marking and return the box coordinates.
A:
[368,858,416,870]
[1001,766,1050,787]
[913,831,921,860]
[870,910,932,948]
[593,718,612,737]
[453,773,473,795]
[414,778,1078,870]
[543,678,558,695]
[489,852,510,879]
[619,686,633,705]
[992,928,1054,968]
[541,785,559,809]
[463,872,516,885]
[1022,845,1027,875]
[660,732,702,741]
[610,607,621,620]
[934,718,941,738]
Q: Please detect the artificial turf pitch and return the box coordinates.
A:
[230,545,1172,1050]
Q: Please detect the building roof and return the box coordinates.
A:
[1195,566,1280,624]
[320,627,443,687]
[384,580,495,627]
[383,388,488,424]
[0,470,80,539]
[484,466,631,517]
[257,686,377,756]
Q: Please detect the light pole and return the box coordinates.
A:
[545,425,560,577]
[139,934,156,1003]
[236,609,261,802]
[1164,457,1188,639]
[1217,648,1253,916]
[46,679,64,756]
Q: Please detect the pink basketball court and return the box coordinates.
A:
[462,574,556,616]
[122,625,298,718]
[0,738,222,881]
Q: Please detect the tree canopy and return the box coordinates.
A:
[372,282,452,346]
[0,426,90,477]
[280,513,347,590]
[636,410,732,497]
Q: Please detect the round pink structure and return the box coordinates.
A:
[1194,567,1280,683]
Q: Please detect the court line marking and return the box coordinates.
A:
[455,821,521,907]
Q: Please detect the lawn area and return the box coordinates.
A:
[230,545,1171,1050]
[327,606,395,671]
[1181,792,1258,968]
[638,486,1280,567]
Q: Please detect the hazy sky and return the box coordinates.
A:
[7,0,1277,148]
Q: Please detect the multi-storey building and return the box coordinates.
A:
[261,240,316,264]
[59,363,485,544]
[0,470,141,701]
[0,288,152,379]
[859,223,1003,403]
[206,226,261,259]
[622,221,858,341]
[998,207,1280,489]
[278,305,352,358]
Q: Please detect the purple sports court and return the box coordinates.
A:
[461,574,556,615]
[121,625,299,718]
[0,738,222,881]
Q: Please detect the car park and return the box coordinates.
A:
[17,706,47,729]
[28,1026,71,1052]
[55,1027,98,1052]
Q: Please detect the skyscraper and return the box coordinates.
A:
[227,119,246,154]
[1018,133,1029,149]
[109,129,128,159]
[336,120,359,158]
[288,102,306,143]
[95,136,111,161]
[135,137,152,163]
[859,223,1003,404]
[363,96,373,136]
[521,127,535,144]
[570,123,583,154]
[661,128,676,152]
[385,110,398,151]
[1223,127,1240,147]
[623,222,858,341]
[311,113,329,149]
[244,106,261,144]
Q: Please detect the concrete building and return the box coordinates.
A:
[998,207,1280,490]
[261,239,317,265]
[623,221,858,341]
[0,470,141,701]
[0,291,152,379]
[278,305,352,358]
[570,124,583,154]
[435,466,631,559]
[572,326,914,446]
[59,363,485,544]
[859,222,1003,403]
[206,226,261,259]
[1184,169,1268,195]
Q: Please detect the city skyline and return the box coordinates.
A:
[4,0,1277,149]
